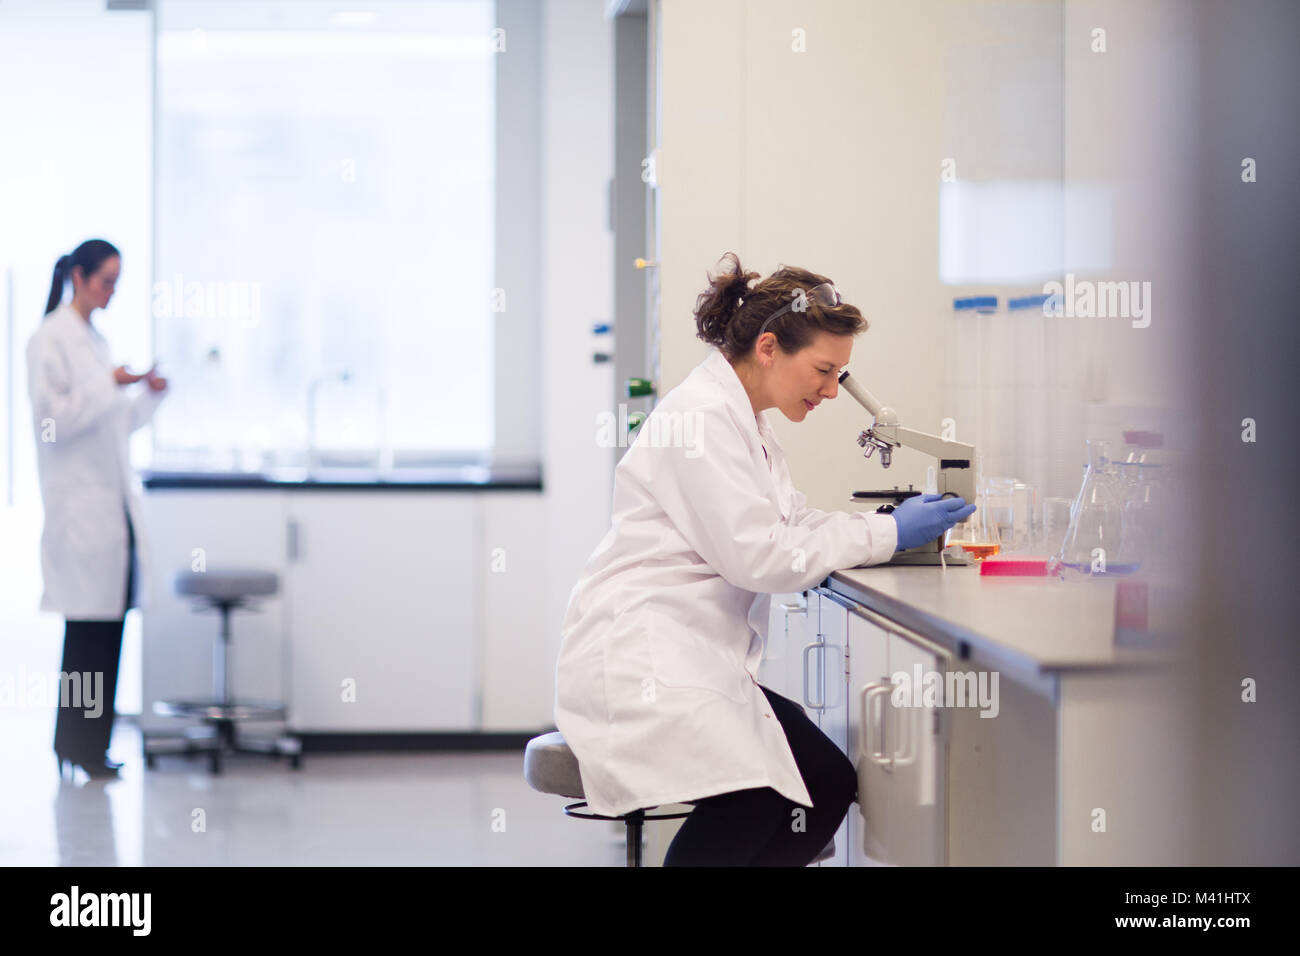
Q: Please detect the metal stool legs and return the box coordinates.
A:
[562,801,693,867]
[148,597,300,773]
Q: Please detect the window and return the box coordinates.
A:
[152,0,496,471]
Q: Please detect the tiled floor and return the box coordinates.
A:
[0,716,650,866]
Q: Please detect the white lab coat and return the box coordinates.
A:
[554,346,897,818]
[26,304,166,620]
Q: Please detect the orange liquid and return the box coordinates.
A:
[955,542,1000,560]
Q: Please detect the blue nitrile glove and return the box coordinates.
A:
[891,493,977,551]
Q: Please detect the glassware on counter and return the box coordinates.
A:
[1056,438,1130,575]
[1039,496,1073,555]
[1011,480,1036,552]
[1114,439,1166,573]
[946,477,1002,561]
[983,476,1016,552]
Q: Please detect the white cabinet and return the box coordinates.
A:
[140,491,289,733]
[813,591,851,866]
[805,582,1188,865]
[141,489,478,734]
[759,591,811,704]
[844,603,950,866]
[881,628,948,866]
[812,587,951,867]
[283,493,477,731]
[846,608,891,866]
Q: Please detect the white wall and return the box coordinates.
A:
[0,0,154,724]
[655,0,1197,518]
[485,0,613,729]
[534,0,615,717]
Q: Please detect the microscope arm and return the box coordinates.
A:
[838,369,977,503]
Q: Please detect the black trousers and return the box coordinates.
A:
[663,684,858,867]
[52,509,134,764]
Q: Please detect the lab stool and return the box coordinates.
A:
[143,569,302,775]
[524,731,690,866]
[523,732,837,866]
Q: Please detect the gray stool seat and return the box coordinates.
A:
[523,731,839,866]
[523,731,585,799]
[174,569,279,601]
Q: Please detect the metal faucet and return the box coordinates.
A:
[306,370,391,473]
[306,369,350,472]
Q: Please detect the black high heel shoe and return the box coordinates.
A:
[56,752,122,779]
[82,760,122,779]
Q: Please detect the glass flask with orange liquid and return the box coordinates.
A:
[946,490,1001,561]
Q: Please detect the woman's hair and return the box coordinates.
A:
[694,252,867,361]
[45,239,120,315]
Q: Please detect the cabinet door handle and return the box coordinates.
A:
[893,699,916,766]
[822,642,843,709]
[802,641,825,711]
[762,599,802,663]
[860,683,892,767]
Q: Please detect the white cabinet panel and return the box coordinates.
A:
[815,591,850,866]
[815,592,849,752]
[845,605,950,867]
[284,493,476,732]
[847,609,891,866]
[479,492,552,730]
[885,630,948,866]
[140,492,288,732]
[758,591,811,704]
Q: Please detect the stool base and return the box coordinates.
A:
[562,801,692,867]
[144,705,302,774]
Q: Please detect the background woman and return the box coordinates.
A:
[26,239,169,780]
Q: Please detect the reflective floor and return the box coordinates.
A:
[0,717,635,867]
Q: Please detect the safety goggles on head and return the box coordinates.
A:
[757,282,842,337]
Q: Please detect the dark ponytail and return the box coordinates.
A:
[694,251,868,361]
[45,238,120,316]
[694,252,760,352]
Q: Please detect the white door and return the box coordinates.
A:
[814,590,850,865]
[140,491,288,733]
[885,629,949,866]
[758,590,811,704]
[847,608,892,865]
[285,492,476,731]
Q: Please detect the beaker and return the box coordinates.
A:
[1039,496,1073,555]
[984,477,1016,551]
[1057,439,1126,575]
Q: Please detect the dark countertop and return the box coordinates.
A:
[142,465,543,491]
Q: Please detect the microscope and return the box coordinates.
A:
[838,370,977,566]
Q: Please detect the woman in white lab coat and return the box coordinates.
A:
[27,239,169,780]
[554,253,974,866]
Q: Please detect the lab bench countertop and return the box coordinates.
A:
[823,561,1186,676]
[141,465,542,491]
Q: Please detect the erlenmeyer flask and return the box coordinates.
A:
[1057,439,1126,575]
[946,482,1001,561]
